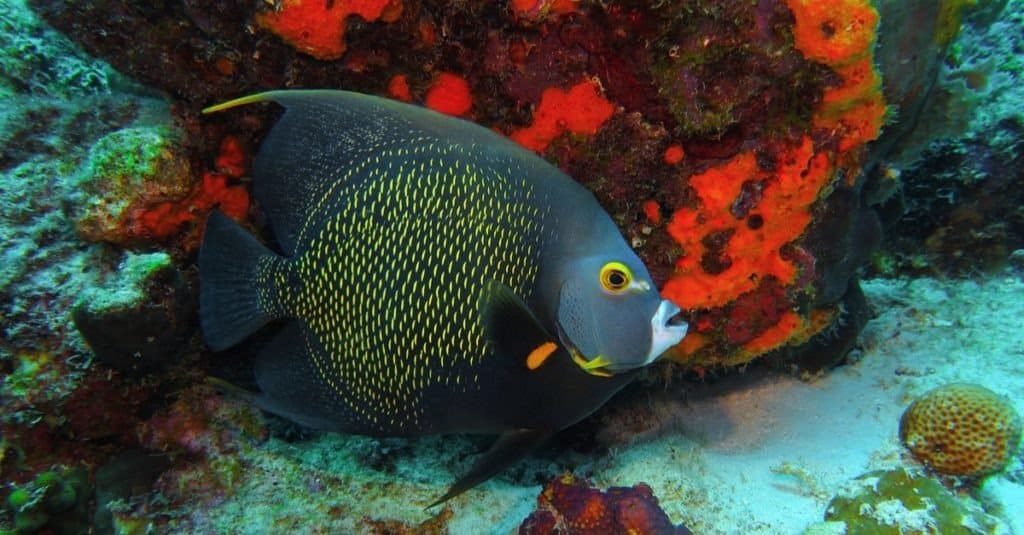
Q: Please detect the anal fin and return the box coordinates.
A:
[427,429,551,509]
[252,321,352,431]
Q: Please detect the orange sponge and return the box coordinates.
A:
[663,137,832,310]
[787,0,878,67]
[787,0,886,154]
[510,80,615,152]
[511,0,579,20]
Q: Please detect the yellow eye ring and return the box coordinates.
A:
[600,262,633,293]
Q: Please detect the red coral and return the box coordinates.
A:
[128,136,250,250]
[388,74,413,103]
[131,171,249,245]
[214,135,247,179]
[511,0,579,21]
[787,0,878,66]
[519,475,691,535]
[425,72,473,116]
[663,138,831,311]
[643,200,662,225]
[787,0,886,155]
[663,144,685,165]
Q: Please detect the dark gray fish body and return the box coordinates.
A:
[199,90,687,503]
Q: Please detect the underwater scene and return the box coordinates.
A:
[2,0,1023,533]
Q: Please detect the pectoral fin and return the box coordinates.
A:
[426,429,552,509]
[481,281,560,371]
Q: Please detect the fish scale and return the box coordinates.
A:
[199,89,688,505]
[263,145,548,433]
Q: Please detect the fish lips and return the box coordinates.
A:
[645,299,688,365]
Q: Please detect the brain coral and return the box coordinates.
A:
[899,383,1022,478]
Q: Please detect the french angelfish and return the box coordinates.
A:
[198,90,688,506]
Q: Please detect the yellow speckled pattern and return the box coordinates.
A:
[259,142,548,433]
[899,383,1022,478]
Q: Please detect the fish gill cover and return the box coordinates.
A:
[2,0,1023,532]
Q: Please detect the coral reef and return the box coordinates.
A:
[0,0,115,99]
[0,5,241,532]
[71,125,194,245]
[0,1,174,496]
[92,449,171,534]
[72,127,249,251]
[518,474,691,535]
[72,252,195,376]
[91,384,272,531]
[866,0,1024,276]
[6,0,1021,531]
[820,467,1008,534]
[899,383,1022,478]
[29,0,900,368]
[3,466,91,534]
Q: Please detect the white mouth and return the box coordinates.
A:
[643,300,688,365]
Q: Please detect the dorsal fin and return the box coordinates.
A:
[203,90,525,256]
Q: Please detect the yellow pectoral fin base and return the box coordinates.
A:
[570,352,614,378]
[525,341,559,370]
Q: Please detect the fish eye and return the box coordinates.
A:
[599,262,633,293]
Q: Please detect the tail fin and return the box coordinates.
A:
[199,210,283,351]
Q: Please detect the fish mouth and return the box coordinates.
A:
[642,300,688,366]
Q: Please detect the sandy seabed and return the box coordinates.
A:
[591,275,1024,534]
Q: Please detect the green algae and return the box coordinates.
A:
[74,252,173,316]
[0,4,187,531]
[0,0,115,98]
[3,467,91,534]
[71,126,192,244]
[821,468,1007,534]
[0,351,62,408]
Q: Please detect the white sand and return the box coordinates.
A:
[582,275,1024,533]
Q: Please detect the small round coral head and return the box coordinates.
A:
[900,383,1022,479]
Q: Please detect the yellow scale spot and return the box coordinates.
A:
[283,143,549,431]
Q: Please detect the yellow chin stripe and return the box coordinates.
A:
[570,353,614,378]
[525,342,559,370]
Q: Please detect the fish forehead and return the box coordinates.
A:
[279,143,553,431]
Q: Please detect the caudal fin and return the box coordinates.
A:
[199,210,282,351]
